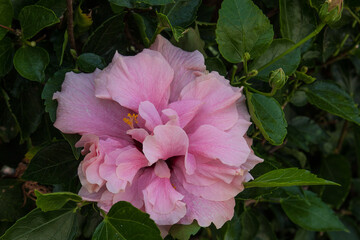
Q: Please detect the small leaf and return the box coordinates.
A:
[246,92,287,145]
[0,0,13,40]
[0,208,78,240]
[319,155,351,209]
[77,53,106,73]
[13,46,49,82]
[250,39,301,80]
[61,133,81,160]
[22,141,79,184]
[19,5,59,39]
[0,37,14,77]
[169,221,200,240]
[93,201,162,240]
[302,81,360,125]
[157,13,185,41]
[35,191,82,212]
[216,0,274,63]
[281,190,346,231]
[244,168,339,188]
[205,57,227,76]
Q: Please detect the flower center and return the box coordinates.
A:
[123,113,138,129]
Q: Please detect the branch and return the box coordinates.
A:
[66,0,77,53]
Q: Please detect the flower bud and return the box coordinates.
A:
[320,0,343,25]
[269,68,287,89]
[244,52,251,61]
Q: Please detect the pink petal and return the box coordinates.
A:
[142,171,186,225]
[166,100,202,128]
[143,125,189,165]
[113,171,144,209]
[138,101,163,132]
[171,175,235,228]
[94,50,173,111]
[126,128,149,143]
[150,35,206,101]
[180,72,242,132]
[154,160,171,178]
[53,70,130,140]
[189,124,251,167]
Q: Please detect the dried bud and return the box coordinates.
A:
[269,68,287,89]
[320,0,343,25]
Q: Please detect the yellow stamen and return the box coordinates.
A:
[123,113,138,129]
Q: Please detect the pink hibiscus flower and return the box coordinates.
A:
[53,35,262,232]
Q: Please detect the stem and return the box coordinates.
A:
[334,121,349,154]
[346,7,360,25]
[66,0,77,53]
[333,34,349,56]
[243,57,248,75]
[258,22,326,72]
[0,24,16,33]
[230,65,238,85]
[246,85,277,97]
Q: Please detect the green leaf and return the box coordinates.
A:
[93,201,162,240]
[319,155,351,209]
[161,0,201,28]
[169,221,200,240]
[36,0,67,18]
[109,0,174,8]
[302,81,360,125]
[173,27,205,55]
[77,53,106,73]
[0,0,13,40]
[22,141,79,185]
[41,69,69,122]
[19,5,59,39]
[244,168,339,188]
[0,37,14,77]
[279,0,317,43]
[0,179,28,221]
[35,191,82,212]
[157,13,185,41]
[83,14,127,62]
[0,208,78,240]
[251,39,301,80]
[281,190,346,231]
[205,57,227,76]
[132,12,157,47]
[13,46,49,82]
[246,92,287,145]
[61,133,81,160]
[240,209,259,240]
[216,0,274,63]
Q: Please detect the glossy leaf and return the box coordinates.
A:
[216,0,274,63]
[13,46,49,82]
[246,92,287,145]
[281,190,346,231]
[35,191,82,212]
[205,57,227,76]
[0,208,78,240]
[303,81,360,125]
[279,0,317,43]
[161,0,201,27]
[251,39,301,80]
[244,168,339,188]
[0,0,13,40]
[19,5,59,39]
[92,201,162,240]
[41,69,69,122]
[77,53,106,73]
[169,221,200,240]
[21,141,79,184]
